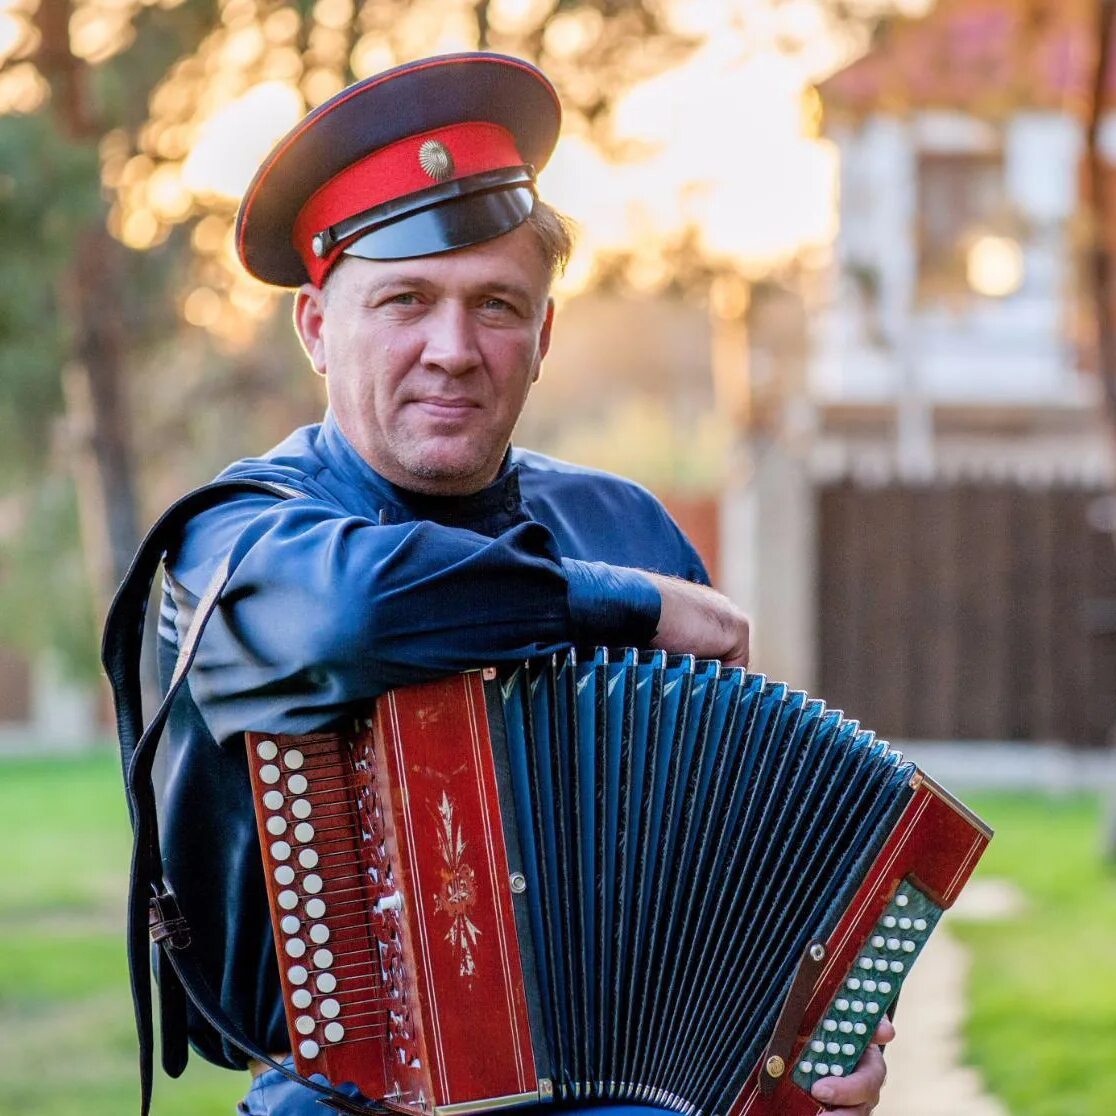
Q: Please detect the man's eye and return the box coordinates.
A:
[389,292,419,305]
[483,297,515,313]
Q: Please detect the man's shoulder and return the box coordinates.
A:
[169,424,331,585]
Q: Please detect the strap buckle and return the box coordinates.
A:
[149,891,192,950]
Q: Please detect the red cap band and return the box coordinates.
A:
[292,121,525,286]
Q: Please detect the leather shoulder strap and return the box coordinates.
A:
[101,479,385,1116]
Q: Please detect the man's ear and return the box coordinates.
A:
[535,298,555,381]
[294,284,328,376]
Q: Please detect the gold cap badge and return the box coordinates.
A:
[419,140,454,182]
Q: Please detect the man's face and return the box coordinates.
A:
[296,223,554,496]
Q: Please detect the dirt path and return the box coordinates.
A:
[875,881,1021,1116]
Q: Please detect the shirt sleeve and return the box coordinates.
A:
[170,492,662,741]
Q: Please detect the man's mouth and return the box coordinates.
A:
[412,397,481,416]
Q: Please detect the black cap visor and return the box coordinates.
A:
[336,185,536,264]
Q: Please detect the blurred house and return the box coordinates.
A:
[744,0,1116,748]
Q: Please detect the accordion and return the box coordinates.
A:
[246,649,991,1116]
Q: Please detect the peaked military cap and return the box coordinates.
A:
[235,52,562,288]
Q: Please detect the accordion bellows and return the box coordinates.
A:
[246,649,991,1116]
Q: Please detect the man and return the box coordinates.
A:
[149,52,891,1116]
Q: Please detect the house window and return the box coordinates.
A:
[917,151,1011,303]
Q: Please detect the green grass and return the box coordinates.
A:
[0,752,243,1115]
[952,793,1116,1116]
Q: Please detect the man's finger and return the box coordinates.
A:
[872,1017,896,1046]
[810,1042,887,1112]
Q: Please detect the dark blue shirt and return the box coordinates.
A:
[158,411,710,1068]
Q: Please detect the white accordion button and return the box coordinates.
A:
[292,799,312,820]
[822,1019,837,1032]
[313,949,333,969]
[291,988,312,1010]
[320,998,341,1019]
[853,1022,867,1035]
[284,749,305,770]
[263,790,284,811]
[866,1002,880,1014]
[299,849,319,869]
[271,842,292,861]
[826,1042,840,1055]
[287,965,308,984]
[288,774,308,794]
[303,873,323,894]
[890,960,905,973]
[851,1001,864,1013]
[859,958,873,970]
[316,972,337,993]
[838,1021,853,1034]
[305,898,326,919]
[874,959,889,972]
[278,890,298,910]
[898,917,912,930]
[256,740,278,760]
[295,1015,316,1035]
[299,1039,320,1059]
[799,1061,813,1074]
[810,1040,824,1053]
[882,916,897,928]
[285,939,307,959]
[835,998,849,1011]
[266,816,288,836]
[846,978,860,990]
[902,940,916,953]
[863,980,877,992]
[831,1066,844,1077]
[871,936,885,949]
[309,924,330,945]
[815,1063,829,1076]
[842,1043,856,1057]
[913,918,928,932]
[896,893,909,907]
[274,866,295,886]
[886,938,900,951]
[294,823,315,844]
[281,915,300,935]
[324,1022,345,1044]
[878,981,892,995]
[260,764,281,784]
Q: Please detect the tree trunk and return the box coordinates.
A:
[38,0,142,607]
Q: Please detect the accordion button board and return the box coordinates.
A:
[247,648,992,1116]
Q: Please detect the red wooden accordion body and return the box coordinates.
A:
[246,650,991,1116]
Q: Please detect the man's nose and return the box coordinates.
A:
[420,301,482,375]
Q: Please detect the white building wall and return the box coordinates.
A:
[815,110,1096,412]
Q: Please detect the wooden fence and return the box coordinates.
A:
[818,478,1116,749]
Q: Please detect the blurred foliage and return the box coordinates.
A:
[0,116,97,475]
[0,478,100,683]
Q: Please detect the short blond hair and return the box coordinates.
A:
[526,198,576,281]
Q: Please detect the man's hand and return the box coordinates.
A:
[810,1017,894,1114]
[644,573,751,667]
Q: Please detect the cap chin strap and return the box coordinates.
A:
[313,164,535,258]
[102,479,387,1116]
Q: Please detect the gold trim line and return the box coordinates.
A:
[435,1091,541,1115]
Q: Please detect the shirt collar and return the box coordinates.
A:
[317,410,526,532]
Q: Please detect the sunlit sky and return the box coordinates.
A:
[180,32,850,292]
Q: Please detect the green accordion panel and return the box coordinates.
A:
[792,878,944,1090]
